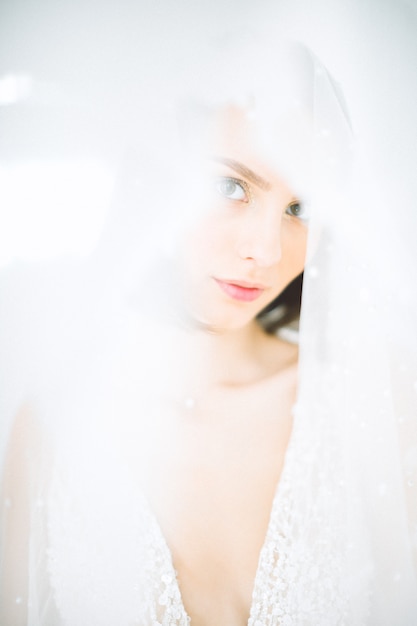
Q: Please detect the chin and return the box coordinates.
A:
[188,303,260,334]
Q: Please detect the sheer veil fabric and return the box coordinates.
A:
[1,1,417,624]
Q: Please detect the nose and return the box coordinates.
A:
[236,207,282,267]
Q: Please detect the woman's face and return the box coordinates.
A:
[179,105,309,332]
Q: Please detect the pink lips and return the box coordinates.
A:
[214,278,266,302]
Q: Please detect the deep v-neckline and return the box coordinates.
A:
[138,415,298,626]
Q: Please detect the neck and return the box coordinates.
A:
[178,319,267,389]
[126,303,296,411]
[131,314,269,403]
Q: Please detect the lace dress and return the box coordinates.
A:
[45,401,373,626]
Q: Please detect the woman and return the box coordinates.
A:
[1,2,417,625]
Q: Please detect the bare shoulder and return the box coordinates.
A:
[0,403,51,623]
[1,402,54,539]
[2,403,51,485]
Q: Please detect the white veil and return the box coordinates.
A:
[295,3,417,620]
[1,0,417,624]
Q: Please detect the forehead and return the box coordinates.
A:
[179,42,317,197]
[205,103,314,199]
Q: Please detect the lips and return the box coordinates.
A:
[213,278,266,302]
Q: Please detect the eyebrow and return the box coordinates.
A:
[210,156,272,192]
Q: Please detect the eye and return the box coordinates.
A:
[215,177,249,202]
[285,201,309,222]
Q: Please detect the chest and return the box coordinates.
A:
[46,397,371,626]
[134,379,295,625]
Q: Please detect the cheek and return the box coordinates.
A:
[185,213,231,269]
[280,225,308,276]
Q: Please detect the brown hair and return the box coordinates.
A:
[257,272,303,334]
